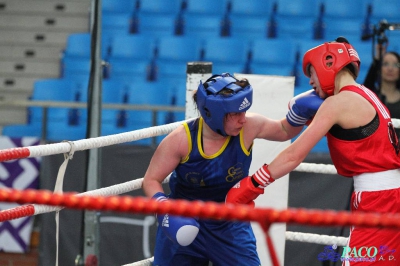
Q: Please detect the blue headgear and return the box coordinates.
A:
[196,73,253,136]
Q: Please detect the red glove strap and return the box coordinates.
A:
[252,164,275,188]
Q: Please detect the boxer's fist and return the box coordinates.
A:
[153,192,200,246]
[226,164,275,206]
[286,89,324,126]
[225,176,264,206]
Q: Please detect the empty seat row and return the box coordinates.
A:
[60,33,377,86]
[100,12,386,43]
[2,78,185,144]
[98,0,399,43]
[102,0,396,21]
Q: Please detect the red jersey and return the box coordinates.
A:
[327,85,400,177]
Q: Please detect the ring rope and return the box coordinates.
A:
[1,188,400,229]
[1,118,399,163]
[285,231,348,246]
[0,157,340,222]
[0,119,194,162]
[123,232,349,266]
[1,118,399,264]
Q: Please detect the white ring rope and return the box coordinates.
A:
[8,118,400,160]
[123,231,349,266]
[285,231,348,246]
[27,118,195,158]
[33,175,172,214]
[294,162,337,174]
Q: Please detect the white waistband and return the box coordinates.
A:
[353,169,400,192]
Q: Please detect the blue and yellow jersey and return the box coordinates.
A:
[169,117,252,202]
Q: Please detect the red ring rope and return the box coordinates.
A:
[1,188,400,230]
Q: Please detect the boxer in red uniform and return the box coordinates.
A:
[227,37,400,265]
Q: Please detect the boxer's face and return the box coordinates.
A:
[224,112,247,136]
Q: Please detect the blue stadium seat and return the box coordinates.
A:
[351,40,373,64]
[61,57,91,79]
[125,81,170,145]
[138,0,183,15]
[229,0,273,18]
[321,0,368,19]
[184,0,229,16]
[109,34,156,61]
[387,33,400,54]
[62,33,111,60]
[155,61,187,83]
[156,36,203,64]
[3,79,88,141]
[181,14,223,38]
[229,16,268,40]
[136,13,178,38]
[323,18,365,42]
[102,0,137,14]
[203,37,251,66]
[105,34,156,79]
[370,0,399,21]
[250,38,297,68]
[358,64,370,84]
[46,78,89,142]
[274,0,320,18]
[101,79,131,136]
[102,13,132,35]
[275,16,315,40]
[107,58,151,82]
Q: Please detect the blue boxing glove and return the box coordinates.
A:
[153,192,200,246]
[286,89,324,127]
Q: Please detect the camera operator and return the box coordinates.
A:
[363,20,400,135]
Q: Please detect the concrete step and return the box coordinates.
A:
[0,29,84,47]
[0,85,32,100]
[0,45,63,61]
[0,76,42,96]
[0,13,89,32]
[0,60,60,77]
[0,0,91,17]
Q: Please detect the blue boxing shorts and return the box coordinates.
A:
[153,219,261,266]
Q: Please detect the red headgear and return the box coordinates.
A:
[302,39,361,96]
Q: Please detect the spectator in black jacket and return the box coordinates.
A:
[363,44,400,120]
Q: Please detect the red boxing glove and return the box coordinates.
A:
[225,176,264,206]
[226,164,275,206]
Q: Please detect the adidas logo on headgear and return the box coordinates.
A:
[239,97,250,110]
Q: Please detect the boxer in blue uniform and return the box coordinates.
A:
[142,73,324,265]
